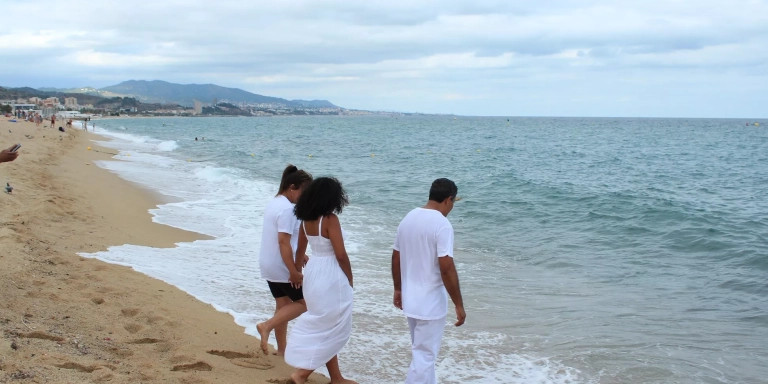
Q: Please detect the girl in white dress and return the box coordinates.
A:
[285,177,357,384]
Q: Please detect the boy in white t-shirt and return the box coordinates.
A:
[257,165,312,356]
[392,178,466,384]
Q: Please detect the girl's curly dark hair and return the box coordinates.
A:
[294,177,349,221]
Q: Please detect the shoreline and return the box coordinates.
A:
[0,118,326,383]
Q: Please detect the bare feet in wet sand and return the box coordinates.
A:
[331,379,358,384]
[256,322,270,354]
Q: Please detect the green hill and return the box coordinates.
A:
[100,80,337,108]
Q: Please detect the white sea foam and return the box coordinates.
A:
[156,140,178,151]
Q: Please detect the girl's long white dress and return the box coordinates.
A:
[285,216,353,370]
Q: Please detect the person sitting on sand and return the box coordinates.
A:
[256,165,313,356]
[284,177,357,384]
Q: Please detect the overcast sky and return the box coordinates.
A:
[2,1,767,117]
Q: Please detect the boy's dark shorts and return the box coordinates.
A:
[267,281,304,301]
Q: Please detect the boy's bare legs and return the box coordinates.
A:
[257,297,306,355]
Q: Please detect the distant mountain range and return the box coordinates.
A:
[43,80,339,109]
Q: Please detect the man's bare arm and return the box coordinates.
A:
[438,256,466,326]
[391,250,402,309]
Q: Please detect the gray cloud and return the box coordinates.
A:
[2,0,767,117]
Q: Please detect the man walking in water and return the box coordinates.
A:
[391,178,466,384]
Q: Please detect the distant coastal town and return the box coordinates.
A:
[0,82,389,119]
[1,95,361,119]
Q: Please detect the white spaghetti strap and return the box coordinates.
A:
[303,216,324,237]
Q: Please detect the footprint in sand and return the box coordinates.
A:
[230,358,274,370]
[54,362,98,373]
[20,331,64,342]
[53,362,116,374]
[170,361,212,372]
[126,337,172,353]
[206,350,273,370]
[123,323,143,334]
[206,350,250,359]
[107,345,134,358]
[91,368,114,382]
[120,308,140,317]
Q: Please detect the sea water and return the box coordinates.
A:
[78,116,768,384]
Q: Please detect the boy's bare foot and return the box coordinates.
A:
[331,379,358,384]
[256,322,270,354]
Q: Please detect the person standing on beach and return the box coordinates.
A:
[257,165,313,356]
[285,177,357,384]
[391,178,466,384]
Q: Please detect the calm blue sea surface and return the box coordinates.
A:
[79,116,768,384]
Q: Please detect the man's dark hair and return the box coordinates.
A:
[428,178,457,203]
[294,177,349,220]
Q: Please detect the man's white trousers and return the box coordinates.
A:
[406,316,446,384]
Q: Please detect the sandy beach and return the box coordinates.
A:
[0,117,328,383]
